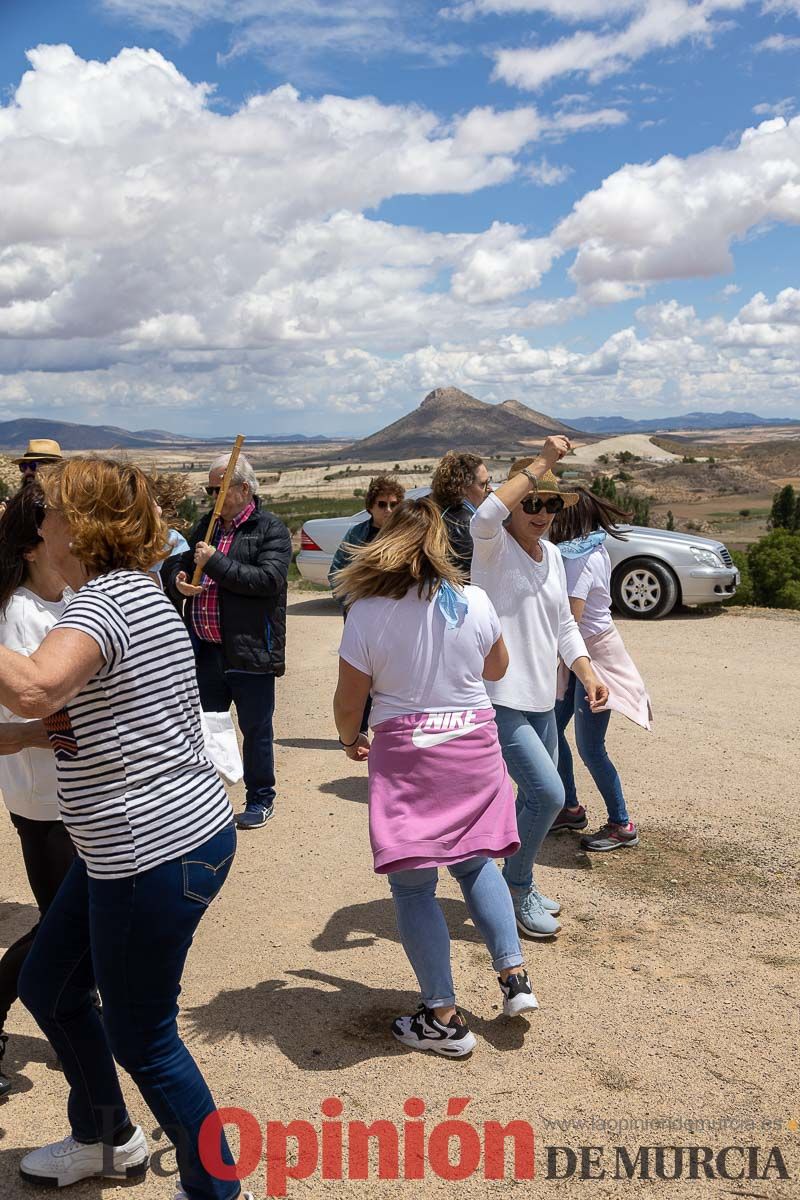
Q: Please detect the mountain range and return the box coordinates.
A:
[0,418,330,451]
[566,410,800,434]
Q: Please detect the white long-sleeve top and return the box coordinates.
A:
[470,492,588,712]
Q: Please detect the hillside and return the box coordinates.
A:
[344,387,580,459]
[0,418,195,451]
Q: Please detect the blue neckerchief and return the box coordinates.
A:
[558,529,607,559]
[437,580,469,628]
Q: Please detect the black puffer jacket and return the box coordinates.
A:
[439,501,475,577]
[163,499,292,675]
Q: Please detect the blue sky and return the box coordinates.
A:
[1,0,799,435]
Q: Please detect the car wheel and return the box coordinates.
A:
[611,557,679,620]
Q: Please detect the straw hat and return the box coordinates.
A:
[12,438,63,465]
[508,458,580,507]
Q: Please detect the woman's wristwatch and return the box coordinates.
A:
[520,467,539,495]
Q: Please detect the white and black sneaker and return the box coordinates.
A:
[391,1005,476,1057]
[498,970,539,1017]
[19,1127,148,1187]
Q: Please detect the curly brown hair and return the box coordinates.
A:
[43,458,170,574]
[430,451,484,508]
[365,474,405,511]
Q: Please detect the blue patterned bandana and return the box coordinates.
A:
[557,529,607,559]
[437,580,469,628]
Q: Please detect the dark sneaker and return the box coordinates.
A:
[550,805,589,832]
[391,1005,476,1057]
[498,971,539,1017]
[581,821,639,852]
[0,1033,11,1100]
[235,803,274,830]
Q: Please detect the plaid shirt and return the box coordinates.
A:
[191,501,255,644]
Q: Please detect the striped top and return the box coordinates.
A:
[47,569,232,880]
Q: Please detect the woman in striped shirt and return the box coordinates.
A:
[0,459,248,1200]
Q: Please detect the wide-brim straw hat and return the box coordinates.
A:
[508,458,580,507]
[12,438,63,465]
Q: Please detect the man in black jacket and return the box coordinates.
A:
[163,453,292,830]
[430,450,492,577]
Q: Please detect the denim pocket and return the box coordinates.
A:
[181,826,236,906]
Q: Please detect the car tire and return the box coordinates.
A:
[611,557,679,620]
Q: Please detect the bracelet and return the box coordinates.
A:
[338,733,360,747]
[521,467,539,494]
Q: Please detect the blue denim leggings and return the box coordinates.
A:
[555,672,629,826]
[494,706,564,892]
[388,856,523,1010]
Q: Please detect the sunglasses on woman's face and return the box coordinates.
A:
[20,461,39,473]
[374,499,400,510]
[521,495,565,516]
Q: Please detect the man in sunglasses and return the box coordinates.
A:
[162,453,292,831]
[430,451,492,578]
[12,439,63,484]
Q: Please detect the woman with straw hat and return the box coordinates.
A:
[470,436,609,939]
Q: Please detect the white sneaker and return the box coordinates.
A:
[498,969,540,1017]
[20,1127,148,1187]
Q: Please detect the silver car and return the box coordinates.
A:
[297,488,739,619]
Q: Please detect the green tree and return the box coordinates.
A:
[725,550,753,606]
[748,529,800,608]
[770,484,797,531]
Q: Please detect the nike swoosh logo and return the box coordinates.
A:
[411,723,479,749]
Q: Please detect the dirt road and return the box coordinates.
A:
[1,597,798,1198]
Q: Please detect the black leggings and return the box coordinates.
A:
[0,812,75,1031]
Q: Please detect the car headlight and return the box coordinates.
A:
[690,546,722,568]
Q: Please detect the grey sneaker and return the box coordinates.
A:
[512,887,562,939]
[538,892,561,915]
[581,821,639,852]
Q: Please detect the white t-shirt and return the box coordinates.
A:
[563,545,614,638]
[338,584,501,727]
[0,587,67,821]
[470,492,588,713]
[52,569,232,879]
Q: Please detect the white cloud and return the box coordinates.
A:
[554,116,800,294]
[761,1,800,15]
[525,157,573,184]
[493,0,748,90]
[753,97,796,118]
[442,1,640,19]
[102,0,463,75]
[756,33,800,50]
[720,282,742,296]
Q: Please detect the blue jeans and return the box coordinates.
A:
[195,640,276,809]
[388,857,523,1009]
[555,672,629,826]
[18,824,239,1200]
[494,706,564,892]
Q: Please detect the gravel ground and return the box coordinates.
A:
[0,596,798,1199]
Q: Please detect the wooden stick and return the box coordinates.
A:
[191,434,246,586]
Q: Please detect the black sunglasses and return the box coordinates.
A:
[521,495,565,515]
[20,461,39,472]
[205,485,221,497]
[374,499,400,510]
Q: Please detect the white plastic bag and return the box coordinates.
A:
[199,710,244,785]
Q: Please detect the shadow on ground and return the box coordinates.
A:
[275,738,341,751]
[286,596,338,617]
[0,1032,57,1098]
[319,776,368,804]
[185,968,527,1069]
[311,897,483,954]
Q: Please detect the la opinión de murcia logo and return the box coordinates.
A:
[185,1100,792,1195]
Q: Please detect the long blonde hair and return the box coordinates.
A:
[333,496,465,603]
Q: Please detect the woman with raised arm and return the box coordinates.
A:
[0,484,72,1101]
[0,459,251,1200]
[333,496,538,1059]
[470,436,609,939]
[549,488,651,851]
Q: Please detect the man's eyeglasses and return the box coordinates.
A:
[521,495,565,516]
[374,499,400,510]
[205,485,221,497]
[480,477,493,492]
